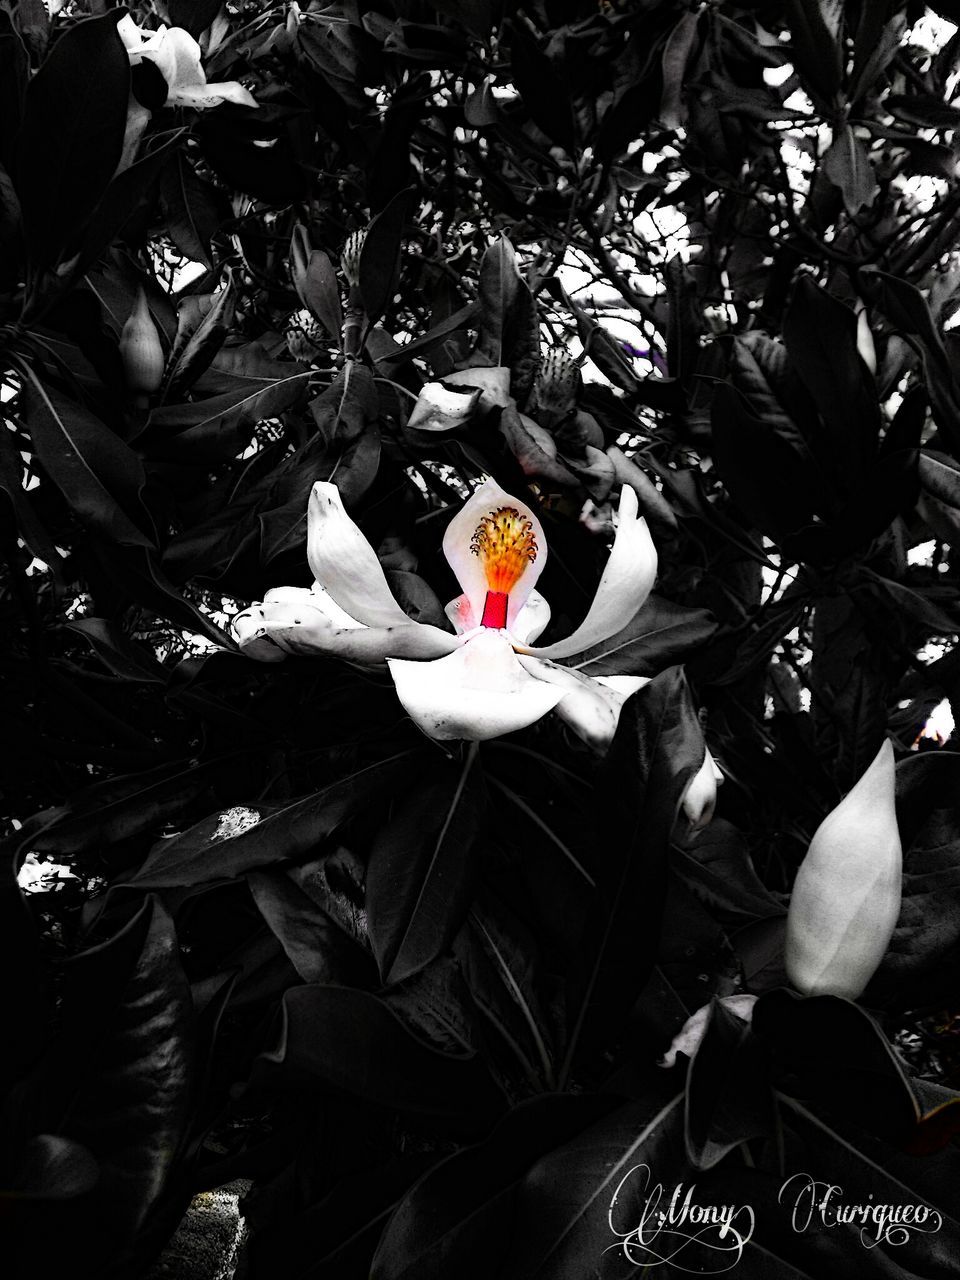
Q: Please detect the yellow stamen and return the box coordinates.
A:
[470,506,538,594]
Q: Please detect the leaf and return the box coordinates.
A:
[248,867,377,987]
[0,408,63,578]
[127,753,417,888]
[509,21,576,152]
[919,449,960,508]
[9,1135,99,1201]
[254,984,503,1119]
[67,618,167,683]
[246,1156,438,1280]
[366,745,486,984]
[782,276,881,470]
[475,234,521,367]
[164,273,237,397]
[371,1096,618,1280]
[752,990,920,1142]
[500,1086,687,1279]
[0,11,29,177]
[17,12,130,272]
[870,752,960,998]
[309,363,379,446]
[562,668,706,1083]
[29,756,242,857]
[375,302,479,368]
[573,595,718,677]
[658,10,701,129]
[19,374,156,548]
[711,377,825,540]
[167,0,223,39]
[144,368,310,454]
[454,898,563,1090]
[85,539,233,650]
[30,897,194,1263]
[159,152,229,269]
[685,999,776,1170]
[859,265,960,448]
[66,130,184,287]
[785,0,844,110]
[823,123,879,217]
[358,186,418,324]
[291,223,343,342]
[672,819,786,927]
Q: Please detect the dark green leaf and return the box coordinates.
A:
[573,595,717,677]
[371,1096,618,1280]
[254,984,502,1119]
[19,375,156,548]
[367,746,486,984]
[358,186,418,325]
[563,668,706,1082]
[685,998,776,1170]
[17,12,129,272]
[127,753,416,888]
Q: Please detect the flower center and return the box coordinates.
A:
[470,506,538,593]
[470,506,539,629]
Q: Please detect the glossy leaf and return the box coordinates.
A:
[17,12,129,272]
[255,984,502,1119]
[367,744,486,984]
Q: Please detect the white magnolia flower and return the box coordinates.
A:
[232,478,660,749]
[118,15,258,110]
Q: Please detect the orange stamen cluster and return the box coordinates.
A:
[470,506,538,594]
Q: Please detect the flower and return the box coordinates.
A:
[232,477,660,749]
[118,16,258,110]
[681,748,724,829]
[785,739,902,999]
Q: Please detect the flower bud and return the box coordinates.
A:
[535,348,580,424]
[340,231,366,287]
[681,747,723,829]
[119,287,165,396]
[785,740,902,1000]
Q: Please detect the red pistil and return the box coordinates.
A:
[480,590,508,629]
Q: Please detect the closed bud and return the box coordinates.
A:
[785,740,902,1000]
[340,230,366,287]
[681,747,723,829]
[119,287,165,396]
[535,348,580,423]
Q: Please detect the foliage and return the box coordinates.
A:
[3,0,960,1276]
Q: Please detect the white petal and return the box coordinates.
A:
[442,477,546,626]
[306,482,412,628]
[264,584,364,630]
[234,596,457,663]
[232,604,286,662]
[510,589,551,645]
[594,675,649,700]
[681,748,723,829]
[388,630,563,741]
[406,381,481,432]
[147,26,206,90]
[522,485,657,661]
[168,81,258,109]
[518,657,628,751]
[441,367,512,411]
[117,14,146,55]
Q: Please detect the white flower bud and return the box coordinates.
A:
[119,287,165,396]
[785,740,902,999]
